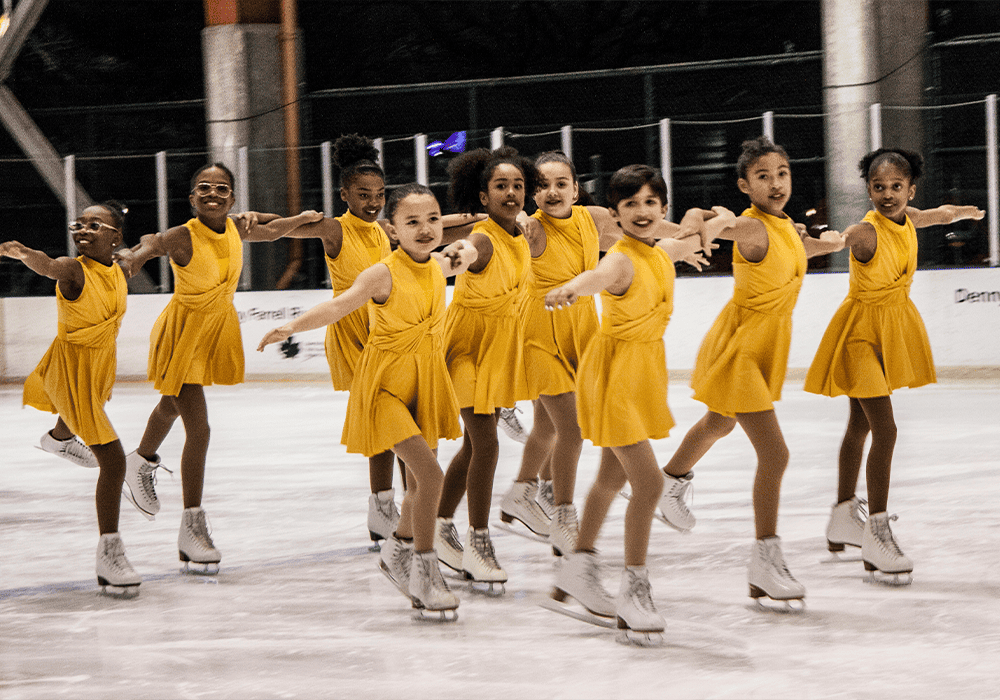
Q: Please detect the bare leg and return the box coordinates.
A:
[612,441,665,567]
[170,384,211,509]
[575,448,626,553]
[514,399,554,482]
[391,436,443,552]
[537,392,583,505]
[837,398,869,503]
[50,416,74,441]
[91,440,126,535]
[137,395,181,461]
[369,450,395,493]
[438,423,472,519]
[464,409,501,530]
[735,410,789,540]
[663,410,737,477]
[857,396,896,514]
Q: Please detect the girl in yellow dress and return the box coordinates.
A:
[258,184,477,617]
[499,151,720,555]
[660,137,845,608]
[433,146,535,589]
[805,148,983,581]
[114,163,320,574]
[2,202,142,595]
[543,165,730,642]
[247,134,480,549]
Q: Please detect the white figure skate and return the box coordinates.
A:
[498,406,528,444]
[96,532,141,597]
[379,535,415,602]
[748,536,805,612]
[409,550,459,621]
[462,527,506,595]
[367,488,400,550]
[499,480,550,537]
[615,566,665,646]
[433,517,464,573]
[536,478,556,519]
[38,431,98,469]
[862,512,913,586]
[178,506,221,575]
[824,496,866,561]
[549,551,616,619]
[549,503,578,557]
[122,451,170,521]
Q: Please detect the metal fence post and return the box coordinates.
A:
[763,111,774,142]
[374,137,385,170]
[659,118,673,222]
[320,140,333,216]
[491,127,504,150]
[415,133,428,185]
[869,103,882,150]
[64,155,76,256]
[987,94,998,267]
[561,125,573,161]
[155,150,171,292]
[237,146,251,290]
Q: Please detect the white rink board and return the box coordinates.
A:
[2,266,999,380]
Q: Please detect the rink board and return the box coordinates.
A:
[1,266,998,380]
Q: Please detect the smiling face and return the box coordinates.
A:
[479,162,525,226]
[738,151,792,217]
[341,172,386,223]
[387,193,443,262]
[534,161,578,219]
[72,205,122,265]
[189,166,235,220]
[609,183,668,244]
[866,160,915,224]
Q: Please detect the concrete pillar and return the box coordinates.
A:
[822,0,928,268]
[821,0,880,268]
[202,10,289,289]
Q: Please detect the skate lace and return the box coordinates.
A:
[852,498,869,527]
[499,406,527,439]
[538,480,554,507]
[191,510,216,549]
[377,495,400,521]
[668,474,695,514]
[769,546,799,583]
[556,505,579,539]
[471,530,500,569]
[392,542,412,579]
[60,437,94,464]
[139,462,172,499]
[441,522,462,552]
[875,514,904,556]
[418,552,451,593]
[627,572,656,613]
[103,538,130,574]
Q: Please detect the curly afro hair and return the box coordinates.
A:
[859,148,924,182]
[735,136,789,180]
[333,134,385,188]
[447,146,538,214]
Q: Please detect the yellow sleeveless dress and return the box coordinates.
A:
[521,206,600,398]
[576,236,675,447]
[148,217,244,396]
[23,257,127,446]
[691,205,806,417]
[324,211,392,390]
[445,217,529,413]
[342,249,462,457]
[804,210,935,397]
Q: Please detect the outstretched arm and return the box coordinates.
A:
[907,204,985,229]
[258,263,392,351]
[431,239,478,277]
[113,225,190,279]
[439,213,486,246]
[0,241,85,298]
[656,235,711,271]
[545,251,633,310]
[800,223,847,258]
[238,210,324,242]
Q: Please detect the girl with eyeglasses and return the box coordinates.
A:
[114,163,320,574]
[2,201,144,595]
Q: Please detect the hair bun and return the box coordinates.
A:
[333,134,379,170]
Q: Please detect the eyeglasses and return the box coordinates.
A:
[192,182,233,197]
[69,221,120,234]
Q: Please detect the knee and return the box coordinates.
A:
[704,414,736,439]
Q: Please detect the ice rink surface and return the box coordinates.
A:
[2,378,998,699]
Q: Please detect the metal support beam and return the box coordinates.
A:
[0,0,48,80]
[0,85,92,210]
